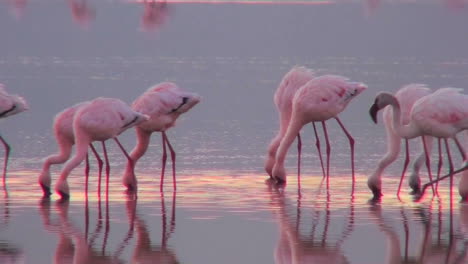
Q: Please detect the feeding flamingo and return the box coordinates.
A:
[271,75,367,185]
[370,87,468,198]
[38,102,105,197]
[49,97,149,199]
[122,82,200,192]
[265,66,329,182]
[367,84,434,198]
[0,84,28,182]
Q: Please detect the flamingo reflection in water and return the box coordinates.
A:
[267,184,354,264]
[141,0,171,32]
[0,192,24,264]
[38,198,123,264]
[123,192,178,263]
[369,194,468,264]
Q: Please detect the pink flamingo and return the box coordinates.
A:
[265,66,329,181]
[122,82,200,191]
[367,84,434,198]
[141,0,170,32]
[370,88,468,197]
[458,132,468,200]
[51,97,149,199]
[0,84,28,182]
[271,75,367,185]
[68,0,95,28]
[38,102,106,197]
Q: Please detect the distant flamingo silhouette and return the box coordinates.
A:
[38,102,106,197]
[141,0,170,32]
[122,82,200,192]
[370,87,468,198]
[265,66,328,182]
[0,84,28,182]
[271,75,367,186]
[367,84,433,198]
[49,97,149,199]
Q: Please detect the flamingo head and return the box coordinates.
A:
[369,92,398,124]
[367,176,382,199]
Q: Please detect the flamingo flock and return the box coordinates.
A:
[0,64,467,201]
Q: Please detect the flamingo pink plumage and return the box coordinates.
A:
[38,102,106,197]
[367,84,434,198]
[370,87,468,197]
[51,97,149,199]
[0,84,28,182]
[122,82,200,191]
[265,66,328,181]
[271,75,367,186]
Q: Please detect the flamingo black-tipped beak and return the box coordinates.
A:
[369,103,379,124]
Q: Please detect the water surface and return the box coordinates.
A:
[1,0,468,263]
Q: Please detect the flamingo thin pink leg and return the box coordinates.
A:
[162,132,176,191]
[312,122,326,178]
[0,136,10,184]
[422,137,435,196]
[160,133,167,192]
[436,138,443,191]
[334,117,355,183]
[101,141,110,198]
[85,153,90,193]
[397,139,410,197]
[321,121,331,184]
[89,143,103,194]
[453,136,467,161]
[444,139,454,196]
[297,132,302,188]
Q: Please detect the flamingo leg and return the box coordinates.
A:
[89,143,103,195]
[101,141,110,198]
[321,121,331,184]
[85,153,90,193]
[444,139,454,196]
[0,136,10,184]
[334,117,355,183]
[160,133,167,192]
[397,139,410,197]
[162,132,176,191]
[312,122,326,178]
[436,138,443,192]
[453,135,467,161]
[297,132,302,188]
[422,136,436,196]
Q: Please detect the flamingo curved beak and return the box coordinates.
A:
[369,102,379,124]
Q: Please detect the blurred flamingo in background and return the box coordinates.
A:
[265,66,328,183]
[141,0,170,32]
[38,102,106,197]
[0,84,28,183]
[271,75,367,187]
[7,0,27,19]
[68,0,95,28]
[370,88,468,198]
[122,82,200,192]
[49,97,148,199]
[367,84,433,198]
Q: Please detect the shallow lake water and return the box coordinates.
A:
[1,0,468,263]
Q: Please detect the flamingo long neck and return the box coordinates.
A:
[42,143,73,172]
[389,98,421,139]
[57,135,91,183]
[371,108,401,182]
[275,115,304,169]
[266,112,291,173]
[129,128,152,166]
